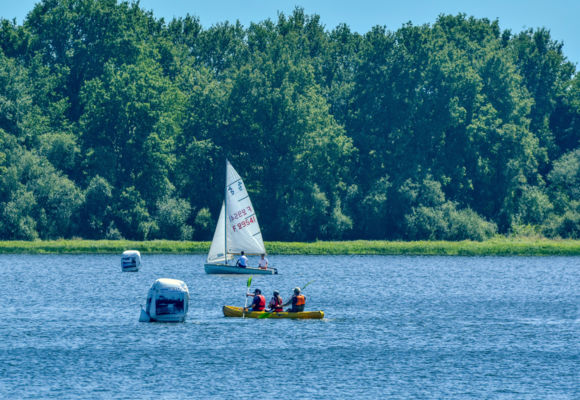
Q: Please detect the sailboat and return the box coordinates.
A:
[204,160,278,275]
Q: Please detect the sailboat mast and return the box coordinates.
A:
[224,159,228,264]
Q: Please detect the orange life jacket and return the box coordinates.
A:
[295,294,305,306]
[254,294,266,311]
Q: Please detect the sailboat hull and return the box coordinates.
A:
[204,264,277,275]
[223,306,324,319]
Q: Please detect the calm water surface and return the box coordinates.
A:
[0,254,578,399]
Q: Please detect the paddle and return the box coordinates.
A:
[242,275,252,319]
[258,280,314,319]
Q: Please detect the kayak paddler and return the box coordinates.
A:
[268,290,284,312]
[246,288,266,311]
[282,287,306,312]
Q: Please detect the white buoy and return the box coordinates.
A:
[121,250,141,272]
[139,278,189,322]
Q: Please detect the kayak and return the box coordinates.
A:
[223,306,324,319]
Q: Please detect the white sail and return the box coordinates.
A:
[206,161,265,265]
[224,160,266,255]
[206,202,231,263]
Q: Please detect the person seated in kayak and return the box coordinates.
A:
[268,290,283,312]
[258,253,269,270]
[236,251,248,268]
[246,288,266,311]
[282,287,306,312]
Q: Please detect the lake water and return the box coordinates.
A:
[0,254,578,399]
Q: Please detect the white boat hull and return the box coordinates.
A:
[204,263,277,275]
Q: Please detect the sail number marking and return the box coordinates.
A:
[227,179,244,196]
[229,206,253,222]
[231,215,257,232]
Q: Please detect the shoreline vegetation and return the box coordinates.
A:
[1,4,579,244]
[0,239,579,256]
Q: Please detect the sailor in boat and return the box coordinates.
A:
[236,251,249,268]
[268,290,284,312]
[282,287,306,312]
[257,253,269,270]
[245,288,266,311]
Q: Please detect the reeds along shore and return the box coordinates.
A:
[0,239,579,256]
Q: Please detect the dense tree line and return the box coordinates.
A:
[0,0,579,241]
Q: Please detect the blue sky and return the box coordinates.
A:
[2,0,579,68]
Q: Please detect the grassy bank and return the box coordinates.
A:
[0,238,579,255]
[267,239,580,255]
[0,240,209,254]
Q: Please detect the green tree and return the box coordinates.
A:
[25,0,160,121]
[113,186,154,240]
[155,196,193,240]
[79,175,113,238]
[511,28,576,162]
[79,54,181,207]
[223,48,354,240]
[550,73,580,155]
[547,149,580,212]
[0,132,83,239]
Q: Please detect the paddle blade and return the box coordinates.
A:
[247,276,252,288]
[301,280,314,290]
[258,312,273,319]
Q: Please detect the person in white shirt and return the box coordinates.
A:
[236,251,248,268]
[258,253,268,269]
